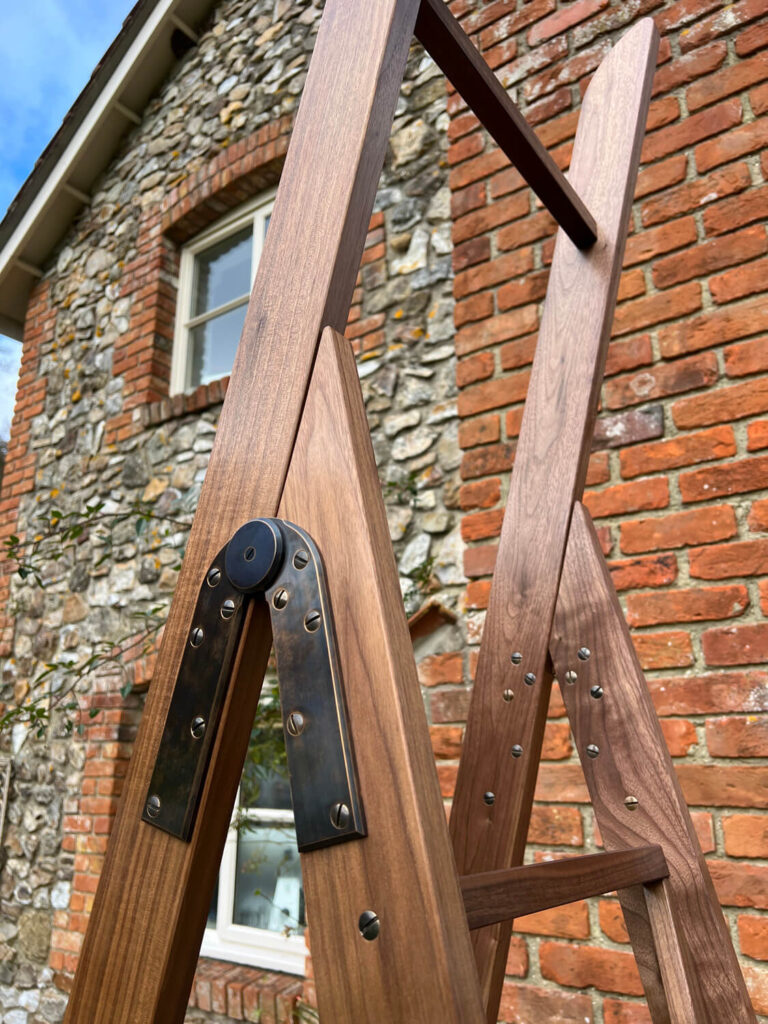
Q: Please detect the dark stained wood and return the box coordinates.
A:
[415,0,596,249]
[279,328,485,1023]
[550,501,756,1023]
[447,19,659,1020]
[461,846,667,930]
[64,3,422,1021]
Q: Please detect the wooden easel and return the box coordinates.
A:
[62,3,756,1023]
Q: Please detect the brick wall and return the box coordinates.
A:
[442,0,768,1020]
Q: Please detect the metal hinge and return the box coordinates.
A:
[142,519,366,851]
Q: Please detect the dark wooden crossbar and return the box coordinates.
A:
[460,846,668,930]
[415,0,597,249]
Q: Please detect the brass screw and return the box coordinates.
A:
[510,652,522,665]
[624,795,639,811]
[503,688,514,703]
[286,711,305,737]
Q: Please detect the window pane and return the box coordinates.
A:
[192,225,252,317]
[189,302,247,387]
[207,875,219,928]
[233,825,305,935]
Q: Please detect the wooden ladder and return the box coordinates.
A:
[62,3,756,1023]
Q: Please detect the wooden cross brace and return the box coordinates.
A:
[62,3,755,1023]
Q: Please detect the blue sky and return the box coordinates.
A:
[0,0,134,439]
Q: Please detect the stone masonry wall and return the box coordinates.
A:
[443,0,768,1021]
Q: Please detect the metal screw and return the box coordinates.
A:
[146,794,161,819]
[565,670,577,685]
[578,647,591,661]
[483,792,495,806]
[220,599,236,620]
[273,588,289,610]
[330,802,350,829]
[586,744,599,759]
[190,626,204,647]
[510,652,522,665]
[304,609,322,633]
[286,711,305,737]
[206,567,221,588]
[190,716,206,739]
[511,745,523,758]
[590,685,604,699]
[244,546,256,562]
[503,688,514,703]
[524,672,536,686]
[624,795,639,811]
[293,549,310,570]
[359,911,380,941]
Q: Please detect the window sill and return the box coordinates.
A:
[188,957,305,1023]
[141,376,230,429]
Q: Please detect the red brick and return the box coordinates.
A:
[456,305,538,356]
[641,97,742,163]
[710,255,768,304]
[726,337,768,379]
[417,652,463,687]
[604,352,717,410]
[676,379,768,429]
[528,805,583,846]
[627,584,747,627]
[454,192,530,244]
[498,208,557,250]
[751,80,768,115]
[463,544,498,577]
[459,478,501,510]
[739,915,768,961]
[455,291,494,327]
[453,235,491,272]
[749,421,768,452]
[461,442,516,480]
[706,716,768,757]
[703,184,768,236]
[448,131,484,167]
[679,0,767,51]
[449,147,507,191]
[454,248,534,299]
[620,505,737,554]
[678,764,768,807]
[635,153,687,199]
[603,999,652,1024]
[736,17,768,54]
[498,982,592,1024]
[534,764,590,803]
[632,630,694,669]
[659,295,768,358]
[654,0,722,35]
[612,282,701,336]
[643,161,751,227]
[709,860,768,909]
[527,0,608,45]
[459,414,501,449]
[465,579,491,609]
[702,622,768,666]
[500,334,537,371]
[604,336,654,378]
[653,224,768,288]
[662,717,698,756]
[687,50,768,111]
[457,351,494,388]
[724,815,768,858]
[516,901,589,939]
[584,477,669,519]
[539,942,643,996]
[624,216,697,267]
[680,454,768,502]
[690,538,768,580]
[430,725,463,760]
[620,425,736,479]
[608,553,677,590]
[524,40,610,102]
[696,117,768,172]
[458,370,530,417]
[498,270,549,311]
[648,670,768,716]
[599,900,629,944]
[506,935,529,978]
[749,498,768,531]
[461,508,504,541]
[652,40,727,95]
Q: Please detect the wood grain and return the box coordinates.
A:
[279,328,484,1023]
[447,19,659,1020]
[415,0,596,249]
[64,3,421,1021]
[550,502,756,1023]
[461,846,667,930]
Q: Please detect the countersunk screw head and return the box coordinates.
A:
[286,711,305,737]
[330,802,350,829]
[510,652,522,665]
[590,685,604,699]
[565,670,578,685]
[304,609,321,633]
[483,791,495,806]
[146,794,161,818]
[586,744,600,759]
[206,567,221,588]
[293,549,310,570]
[190,626,204,647]
[190,716,206,739]
[624,795,639,811]
[578,647,591,661]
[358,910,380,941]
[502,688,514,703]
[244,546,256,562]
[524,672,536,686]
[272,588,289,610]
[511,745,523,759]
[221,598,236,620]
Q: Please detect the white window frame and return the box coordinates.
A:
[170,189,276,395]
[200,797,307,975]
